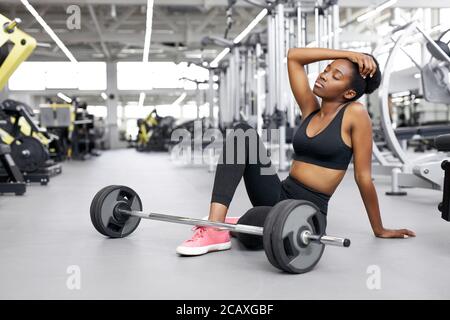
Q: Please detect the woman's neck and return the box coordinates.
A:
[319,100,347,117]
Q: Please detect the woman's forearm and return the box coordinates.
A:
[287,47,350,66]
[356,178,384,235]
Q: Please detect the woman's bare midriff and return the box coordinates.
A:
[289,160,347,196]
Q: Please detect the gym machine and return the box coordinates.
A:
[39,103,72,161]
[210,1,341,173]
[0,15,36,90]
[0,99,62,185]
[136,109,176,152]
[0,121,26,195]
[375,21,450,195]
[90,185,350,274]
[0,15,59,186]
[69,100,102,160]
[436,134,450,222]
[263,0,340,171]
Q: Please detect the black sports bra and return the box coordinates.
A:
[292,103,353,170]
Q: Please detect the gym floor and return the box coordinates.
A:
[0,149,449,300]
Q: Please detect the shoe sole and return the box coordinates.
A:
[176,241,232,256]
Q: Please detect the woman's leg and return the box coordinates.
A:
[236,177,332,250]
[209,122,281,222]
[234,206,273,250]
[177,122,282,256]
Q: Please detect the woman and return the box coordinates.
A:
[176,47,416,256]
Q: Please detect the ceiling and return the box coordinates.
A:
[1,0,448,106]
[0,1,265,62]
[1,0,447,63]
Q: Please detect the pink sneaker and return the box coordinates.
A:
[225,217,240,224]
[176,226,231,256]
[201,216,241,224]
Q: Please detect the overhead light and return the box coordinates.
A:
[57,92,72,103]
[414,73,421,79]
[111,4,117,19]
[357,0,398,22]
[391,90,410,98]
[20,0,77,63]
[138,92,146,107]
[101,92,108,100]
[185,53,203,59]
[142,0,154,63]
[233,8,268,44]
[172,93,187,106]
[36,42,51,48]
[210,48,231,68]
[202,61,209,67]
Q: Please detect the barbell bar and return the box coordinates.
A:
[115,208,350,247]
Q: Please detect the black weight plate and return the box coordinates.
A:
[272,200,325,274]
[273,200,325,273]
[263,200,291,272]
[90,185,119,236]
[90,185,121,236]
[267,200,301,273]
[10,136,49,172]
[269,201,296,274]
[91,185,142,238]
[94,185,142,238]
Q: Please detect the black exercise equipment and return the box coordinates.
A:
[426,28,450,62]
[70,100,101,160]
[136,109,176,152]
[90,185,351,274]
[440,160,450,222]
[0,142,26,195]
[0,100,62,185]
[38,103,71,161]
[0,99,65,164]
[10,136,49,172]
[436,134,450,221]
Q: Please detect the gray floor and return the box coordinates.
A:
[0,149,449,300]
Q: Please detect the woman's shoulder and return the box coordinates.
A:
[345,101,372,126]
[346,101,368,115]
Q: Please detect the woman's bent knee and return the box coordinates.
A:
[235,206,272,250]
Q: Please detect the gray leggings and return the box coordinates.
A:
[210,122,331,249]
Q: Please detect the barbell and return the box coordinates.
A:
[90,185,351,274]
